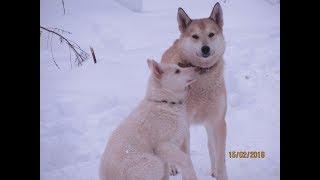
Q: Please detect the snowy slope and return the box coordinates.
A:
[40,0,279,179]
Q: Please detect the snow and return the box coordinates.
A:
[115,0,143,12]
[40,0,279,180]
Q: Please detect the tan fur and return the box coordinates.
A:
[161,3,228,180]
[99,60,198,180]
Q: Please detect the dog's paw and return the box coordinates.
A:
[211,169,228,180]
[168,164,179,176]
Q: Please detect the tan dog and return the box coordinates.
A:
[161,2,228,180]
[99,59,198,180]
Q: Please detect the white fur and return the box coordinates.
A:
[99,60,198,180]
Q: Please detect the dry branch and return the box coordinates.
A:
[90,47,97,64]
[40,26,89,68]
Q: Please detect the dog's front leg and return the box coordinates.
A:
[205,119,228,180]
[155,142,197,180]
[167,128,190,176]
[181,127,191,154]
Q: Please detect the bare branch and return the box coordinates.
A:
[40,26,89,68]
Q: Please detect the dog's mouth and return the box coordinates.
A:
[191,52,216,68]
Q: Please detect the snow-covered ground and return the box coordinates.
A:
[40,0,280,179]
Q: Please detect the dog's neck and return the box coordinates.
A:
[146,88,186,106]
[145,77,187,106]
[177,62,215,75]
[148,98,184,105]
[178,57,223,75]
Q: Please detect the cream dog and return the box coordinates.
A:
[99,59,198,180]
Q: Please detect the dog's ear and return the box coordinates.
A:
[209,2,223,28]
[147,59,163,79]
[177,7,192,33]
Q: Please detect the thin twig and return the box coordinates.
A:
[53,27,71,34]
[53,60,61,69]
[40,26,89,67]
[61,0,66,15]
[90,47,97,64]
[49,32,60,69]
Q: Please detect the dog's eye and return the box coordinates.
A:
[208,33,215,38]
[175,69,180,74]
[192,35,199,39]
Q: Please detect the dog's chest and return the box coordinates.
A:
[169,115,188,146]
[151,110,188,146]
[187,73,226,123]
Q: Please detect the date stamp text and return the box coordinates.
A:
[228,151,265,159]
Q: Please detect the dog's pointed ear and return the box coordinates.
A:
[177,7,192,33]
[209,2,223,28]
[147,59,163,79]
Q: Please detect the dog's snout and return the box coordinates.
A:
[201,46,210,54]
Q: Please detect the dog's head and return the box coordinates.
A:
[147,59,197,92]
[177,2,225,68]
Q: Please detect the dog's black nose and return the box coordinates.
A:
[201,46,210,55]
